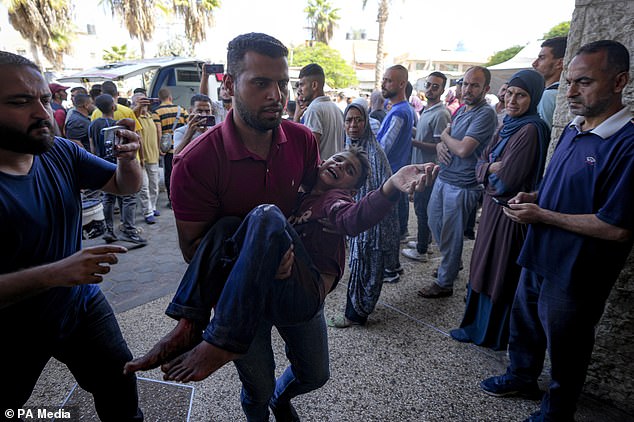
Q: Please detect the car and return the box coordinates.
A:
[57,57,224,109]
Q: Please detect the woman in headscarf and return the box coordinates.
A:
[327,99,400,328]
[449,69,551,350]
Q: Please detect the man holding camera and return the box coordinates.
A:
[173,94,215,155]
[0,51,144,421]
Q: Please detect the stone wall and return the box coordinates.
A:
[548,0,634,414]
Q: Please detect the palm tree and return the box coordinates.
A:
[102,0,157,58]
[7,0,74,69]
[171,0,220,47]
[362,0,389,90]
[102,44,137,63]
[304,0,340,45]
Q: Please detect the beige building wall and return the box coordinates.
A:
[548,0,634,414]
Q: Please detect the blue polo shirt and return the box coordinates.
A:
[518,107,634,289]
[377,100,414,173]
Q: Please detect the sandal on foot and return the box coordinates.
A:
[327,315,360,329]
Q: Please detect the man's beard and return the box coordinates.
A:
[233,93,283,133]
[0,120,55,155]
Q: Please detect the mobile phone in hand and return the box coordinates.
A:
[492,197,511,208]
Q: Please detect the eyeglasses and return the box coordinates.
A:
[345,117,364,125]
[424,82,441,90]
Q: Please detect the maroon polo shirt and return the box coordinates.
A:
[171,110,320,223]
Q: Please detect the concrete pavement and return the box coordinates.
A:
[25,192,634,421]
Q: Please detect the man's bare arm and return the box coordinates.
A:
[0,245,126,309]
[440,127,480,158]
[175,219,213,263]
[504,205,631,242]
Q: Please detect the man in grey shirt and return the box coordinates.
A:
[402,71,451,262]
[421,66,497,298]
[296,63,344,158]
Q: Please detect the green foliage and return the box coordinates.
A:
[543,21,570,40]
[485,45,523,67]
[291,42,357,89]
[304,0,340,44]
[102,44,138,63]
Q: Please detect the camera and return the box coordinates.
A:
[201,115,216,127]
[146,97,161,104]
[101,125,125,159]
[204,63,224,74]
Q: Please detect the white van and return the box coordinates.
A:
[57,57,224,109]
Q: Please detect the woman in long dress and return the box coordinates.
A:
[327,99,400,328]
[450,69,550,350]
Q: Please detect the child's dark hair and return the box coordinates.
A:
[346,145,371,189]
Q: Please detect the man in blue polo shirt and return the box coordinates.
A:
[420,66,497,298]
[377,64,415,282]
[480,40,634,422]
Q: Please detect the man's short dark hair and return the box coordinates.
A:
[388,64,409,81]
[190,94,211,106]
[101,81,118,97]
[405,81,413,98]
[428,71,448,87]
[466,66,492,87]
[541,36,568,59]
[577,39,630,74]
[95,94,115,114]
[71,86,88,96]
[73,94,92,108]
[133,87,147,94]
[0,51,39,71]
[158,87,171,101]
[299,63,326,83]
[227,33,288,78]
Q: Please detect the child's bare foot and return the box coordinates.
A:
[161,341,241,382]
[124,318,201,374]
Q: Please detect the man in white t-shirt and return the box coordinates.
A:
[295,63,345,159]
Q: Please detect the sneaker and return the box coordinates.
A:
[417,282,453,298]
[102,229,118,243]
[120,231,148,245]
[382,271,400,283]
[153,209,161,217]
[327,314,362,329]
[480,374,542,399]
[406,240,417,249]
[144,215,156,224]
[270,401,300,422]
[401,248,428,262]
[386,265,404,275]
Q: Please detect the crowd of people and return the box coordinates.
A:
[0,31,632,422]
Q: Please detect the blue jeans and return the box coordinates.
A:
[427,178,481,289]
[235,309,329,421]
[103,192,137,233]
[167,204,329,420]
[413,184,433,253]
[507,269,613,421]
[0,288,142,421]
[397,191,409,236]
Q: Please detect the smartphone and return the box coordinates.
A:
[204,63,224,74]
[201,115,216,127]
[101,125,125,158]
[147,97,161,104]
[492,197,511,208]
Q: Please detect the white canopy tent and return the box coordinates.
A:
[488,40,543,92]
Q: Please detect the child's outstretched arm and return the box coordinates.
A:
[381,163,440,197]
